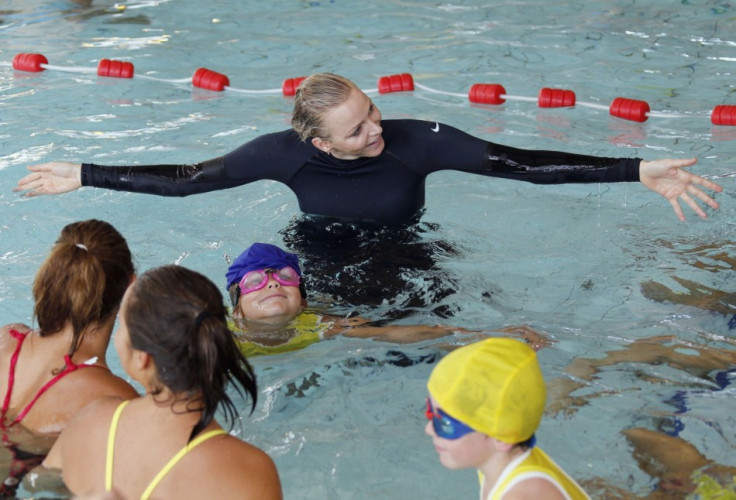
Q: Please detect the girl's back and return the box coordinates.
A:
[53,397,281,499]
[0,324,136,435]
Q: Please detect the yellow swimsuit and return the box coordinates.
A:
[481,447,590,500]
[105,400,227,499]
[229,311,332,357]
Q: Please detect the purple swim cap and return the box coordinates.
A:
[226,243,302,290]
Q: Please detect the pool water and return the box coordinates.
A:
[1,0,735,498]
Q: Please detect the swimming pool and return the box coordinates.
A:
[1,0,735,498]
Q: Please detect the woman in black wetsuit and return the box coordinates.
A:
[13,73,724,317]
[14,72,722,223]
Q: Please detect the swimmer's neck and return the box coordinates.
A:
[235,318,300,346]
[233,310,301,333]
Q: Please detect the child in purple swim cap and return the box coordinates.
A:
[226,243,548,357]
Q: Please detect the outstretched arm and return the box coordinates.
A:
[422,122,724,222]
[326,318,551,350]
[330,322,469,344]
[15,161,82,196]
[15,157,248,198]
[13,130,307,199]
[639,158,723,221]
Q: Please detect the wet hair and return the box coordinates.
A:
[124,265,258,442]
[517,435,535,450]
[291,73,357,141]
[33,219,135,357]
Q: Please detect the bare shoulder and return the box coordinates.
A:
[210,436,280,479]
[505,476,568,500]
[55,396,125,461]
[16,365,136,435]
[183,435,282,499]
[0,323,30,351]
[37,367,138,428]
[75,367,139,399]
[47,397,121,459]
[0,323,30,334]
[64,396,125,435]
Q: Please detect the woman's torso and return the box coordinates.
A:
[223,119,489,223]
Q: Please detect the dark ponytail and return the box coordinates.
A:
[124,265,257,441]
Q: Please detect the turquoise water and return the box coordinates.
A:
[1,0,735,498]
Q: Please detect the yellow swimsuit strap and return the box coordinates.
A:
[105,400,131,492]
[140,428,228,500]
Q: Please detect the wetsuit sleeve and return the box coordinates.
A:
[80,130,308,196]
[480,142,641,184]
[81,156,243,196]
[402,120,641,183]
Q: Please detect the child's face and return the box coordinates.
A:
[425,398,491,470]
[237,274,303,325]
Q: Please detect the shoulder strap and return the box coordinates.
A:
[141,429,228,500]
[105,400,130,492]
[1,330,28,423]
[10,355,108,426]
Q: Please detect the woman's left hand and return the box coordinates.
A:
[639,158,723,221]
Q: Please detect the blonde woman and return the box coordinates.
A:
[16,73,721,224]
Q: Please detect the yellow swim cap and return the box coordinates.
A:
[427,337,546,444]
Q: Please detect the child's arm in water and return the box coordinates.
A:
[322,318,551,351]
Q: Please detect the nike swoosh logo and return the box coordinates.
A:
[431,122,440,132]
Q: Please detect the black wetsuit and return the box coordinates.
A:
[82,119,640,225]
[82,119,641,318]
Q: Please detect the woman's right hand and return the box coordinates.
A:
[14,161,83,196]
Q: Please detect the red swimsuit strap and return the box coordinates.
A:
[0,327,32,490]
[1,330,28,424]
[2,329,107,427]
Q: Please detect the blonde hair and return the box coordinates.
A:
[291,73,357,141]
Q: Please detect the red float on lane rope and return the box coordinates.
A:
[610,97,650,122]
[282,77,307,96]
[192,68,230,91]
[12,53,48,72]
[538,88,576,108]
[711,105,736,126]
[468,84,506,105]
[9,52,736,127]
[378,73,414,94]
[97,59,134,79]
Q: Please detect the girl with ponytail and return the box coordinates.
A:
[0,219,138,435]
[45,265,282,500]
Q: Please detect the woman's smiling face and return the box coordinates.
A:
[312,87,384,160]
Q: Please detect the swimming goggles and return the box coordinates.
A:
[239,266,301,295]
[425,398,475,440]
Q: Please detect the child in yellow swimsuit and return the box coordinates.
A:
[226,243,549,357]
[425,337,590,500]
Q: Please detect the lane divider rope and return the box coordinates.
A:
[8,53,736,126]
